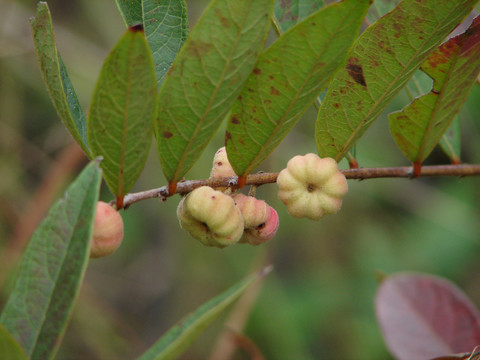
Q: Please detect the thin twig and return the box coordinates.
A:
[120,163,480,209]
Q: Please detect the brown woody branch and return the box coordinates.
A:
[120,163,480,209]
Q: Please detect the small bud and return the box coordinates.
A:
[232,193,279,246]
[277,154,348,220]
[177,186,244,248]
[90,201,124,259]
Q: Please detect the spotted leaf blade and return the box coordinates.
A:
[30,2,90,156]
[315,0,478,162]
[155,0,274,187]
[389,17,480,165]
[143,0,189,88]
[273,0,325,33]
[226,0,370,176]
[0,161,102,359]
[88,27,157,199]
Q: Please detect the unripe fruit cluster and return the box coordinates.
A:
[90,201,124,259]
[177,147,279,248]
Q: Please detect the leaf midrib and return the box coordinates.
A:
[171,0,255,183]
[243,1,360,175]
[415,46,461,162]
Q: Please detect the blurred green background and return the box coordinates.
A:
[1,1,480,359]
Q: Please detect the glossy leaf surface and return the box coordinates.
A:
[143,0,189,88]
[0,324,27,360]
[0,161,102,359]
[30,2,90,156]
[226,0,371,176]
[273,0,325,33]
[155,0,274,186]
[115,0,143,27]
[315,0,478,161]
[88,27,156,198]
[389,17,480,165]
[137,267,272,360]
[376,273,480,360]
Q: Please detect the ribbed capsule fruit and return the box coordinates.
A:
[232,193,279,246]
[277,154,348,220]
[177,186,244,248]
[90,201,124,259]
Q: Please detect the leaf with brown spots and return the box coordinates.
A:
[389,16,480,165]
[155,0,274,184]
[226,0,370,176]
[88,28,157,198]
[315,0,478,161]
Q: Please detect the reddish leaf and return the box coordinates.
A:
[376,273,480,360]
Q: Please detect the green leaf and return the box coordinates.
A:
[439,116,461,164]
[389,17,480,165]
[0,324,27,360]
[115,0,143,27]
[315,0,478,161]
[143,0,189,88]
[88,27,157,199]
[226,0,371,176]
[30,2,91,156]
[366,0,399,24]
[137,266,272,360]
[273,0,325,34]
[155,0,274,187]
[0,161,102,359]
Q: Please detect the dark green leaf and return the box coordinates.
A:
[273,0,325,34]
[88,27,157,198]
[315,0,478,161]
[0,324,27,360]
[389,17,480,165]
[115,0,143,27]
[155,0,274,187]
[30,2,91,156]
[0,161,102,359]
[439,117,461,164]
[137,266,272,360]
[226,0,370,176]
[143,0,189,88]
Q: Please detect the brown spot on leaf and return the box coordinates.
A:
[269,75,274,80]
[225,131,232,142]
[333,103,340,109]
[270,86,280,95]
[237,95,242,100]
[163,131,173,139]
[215,8,230,28]
[186,40,213,56]
[253,68,262,75]
[346,58,366,87]
[231,115,240,124]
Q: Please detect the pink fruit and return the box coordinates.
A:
[90,201,124,259]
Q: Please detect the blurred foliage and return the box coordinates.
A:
[1,1,479,359]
